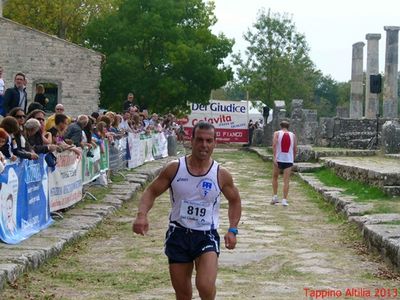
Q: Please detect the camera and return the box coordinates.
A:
[86,150,94,158]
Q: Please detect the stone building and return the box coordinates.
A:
[0,3,103,116]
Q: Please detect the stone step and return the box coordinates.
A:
[383,186,400,196]
[293,162,323,173]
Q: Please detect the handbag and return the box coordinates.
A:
[45,152,57,168]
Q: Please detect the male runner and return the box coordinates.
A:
[271,120,297,206]
[133,121,242,300]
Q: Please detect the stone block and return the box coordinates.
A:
[295,145,315,162]
[381,120,400,154]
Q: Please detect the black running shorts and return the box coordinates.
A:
[164,225,220,264]
[277,162,293,170]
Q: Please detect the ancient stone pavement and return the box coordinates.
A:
[0,148,399,300]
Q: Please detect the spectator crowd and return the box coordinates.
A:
[0,70,183,172]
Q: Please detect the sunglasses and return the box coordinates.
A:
[15,115,26,119]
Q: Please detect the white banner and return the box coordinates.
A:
[152,132,168,159]
[49,151,83,212]
[182,100,249,143]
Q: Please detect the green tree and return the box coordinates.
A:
[224,80,247,100]
[312,74,340,117]
[85,0,233,113]
[233,9,318,108]
[3,0,119,43]
[337,81,351,106]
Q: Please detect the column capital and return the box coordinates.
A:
[384,26,400,32]
[366,33,381,40]
[352,41,365,47]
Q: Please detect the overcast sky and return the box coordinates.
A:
[210,0,400,82]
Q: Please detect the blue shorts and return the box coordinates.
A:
[164,223,220,264]
[277,162,293,170]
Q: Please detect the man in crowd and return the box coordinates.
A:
[64,115,89,148]
[45,104,72,131]
[271,120,297,206]
[3,72,27,114]
[123,92,137,111]
[119,110,132,133]
[133,122,242,300]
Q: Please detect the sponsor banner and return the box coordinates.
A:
[141,134,154,163]
[182,100,249,143]
[127,133,142,169]
[0,156,53,244]
[82,146,102,185]
[152,132,168,159]
[49,150,83,212]
[127,132,167,169]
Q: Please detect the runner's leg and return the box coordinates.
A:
[272,164,280,196]
[282,166,292,200]
[195,251,218,300]
[169,262,194,300]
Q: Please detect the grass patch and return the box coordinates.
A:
[299,178,347,224]
[365,202,400,214]
[313,168,391,201]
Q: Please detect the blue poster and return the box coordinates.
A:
[0,155,53,244]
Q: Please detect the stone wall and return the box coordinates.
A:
[316,117,391,149]
[0,17,102,116]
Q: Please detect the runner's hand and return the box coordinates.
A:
[224,232,237,250]
[133,215,149,235]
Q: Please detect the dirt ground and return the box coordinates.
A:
[1,149,400,300]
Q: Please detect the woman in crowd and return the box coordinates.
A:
[8,107,26,136]
[82,117,97,155]
[97,115,116,143]
[131,113,143,133]
[47,114,81,157]
[24,119,59,154]
[92,121,107,153]
[26,109,52,145]
[0,116,37,160]
[0,128,10,170]
[33,84,49,110]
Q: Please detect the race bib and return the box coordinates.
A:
[180,199,213,226]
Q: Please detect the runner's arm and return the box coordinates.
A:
[133,161,178,235]
[219,167,241,249]
[272,131,278,164]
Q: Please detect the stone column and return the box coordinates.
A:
[365,34,381,118]
[350,42,365,119]
[383,26,400,118]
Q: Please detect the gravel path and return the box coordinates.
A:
[2,149,399,300]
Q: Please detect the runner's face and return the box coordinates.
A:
[191,128,215,160]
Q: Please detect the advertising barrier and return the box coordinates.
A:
[49,150,83,212]
[0,156,53,244]
[0,132,169,244]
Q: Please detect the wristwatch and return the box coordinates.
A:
[228,227,238,236]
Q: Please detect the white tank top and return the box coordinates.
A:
[276,130,295,163]
[169,156,221,230]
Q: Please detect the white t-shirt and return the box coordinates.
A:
[0,78,5,95]
[276,130,295,163]
[169,156,221,231]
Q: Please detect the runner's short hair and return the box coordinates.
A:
[280,120,290,129]
[192,121,216,139]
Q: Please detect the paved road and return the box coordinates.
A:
[1,148,399,299]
